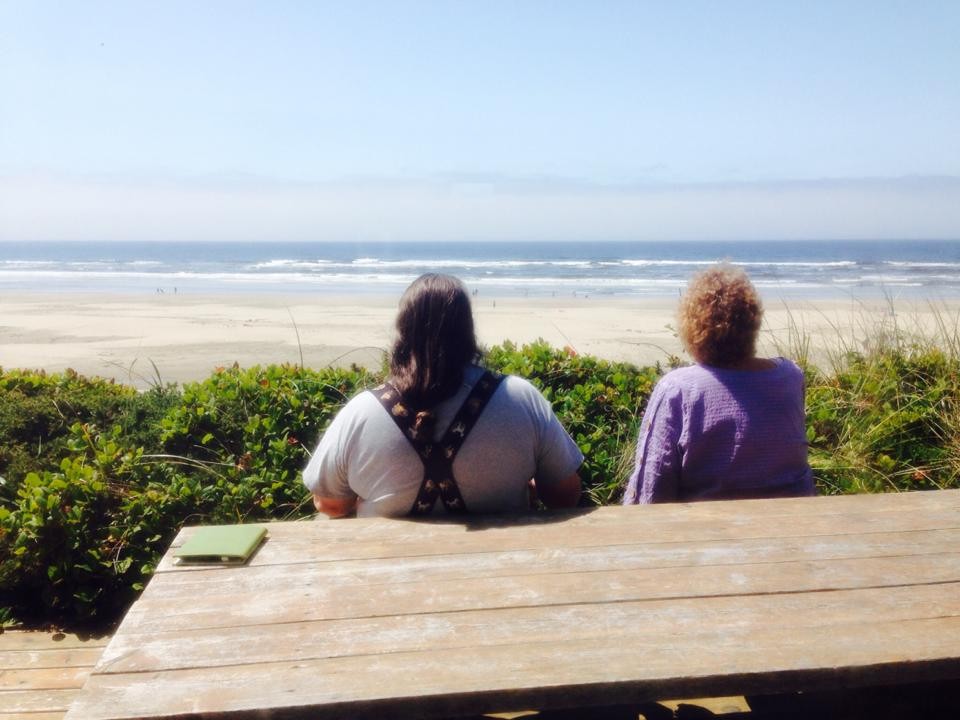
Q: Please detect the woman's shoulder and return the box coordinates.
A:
[771,356,805,379]
[480,370,554,411]
[641,367,692,404]
[655,360,795,393]
[340,385,391,418]
[494,371,542,400]
[671,357,803,379]
[658,364,710,386]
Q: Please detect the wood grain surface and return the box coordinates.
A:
[66,489,960,719]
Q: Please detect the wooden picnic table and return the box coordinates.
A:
[66,489,960,719]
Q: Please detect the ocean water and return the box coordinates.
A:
[2,240,960,299]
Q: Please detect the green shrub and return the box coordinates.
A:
[0,423,172,626]
[159,363,380,519]
[0,369,178,505]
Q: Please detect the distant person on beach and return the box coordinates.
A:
[304,273,583,518]
[623,263,813,503]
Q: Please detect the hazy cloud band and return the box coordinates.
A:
[2,174,958,242]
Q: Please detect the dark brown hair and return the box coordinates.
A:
[678,263,763,367]
[389,273,479,408]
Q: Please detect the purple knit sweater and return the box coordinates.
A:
[623,358,814,503]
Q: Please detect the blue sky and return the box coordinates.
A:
[1,1,958,241]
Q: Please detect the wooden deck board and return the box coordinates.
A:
[66,489,960,720]
[0,632,107,719]
[0,647,105,672]
[0,633,108,652]
[0,688,82,715]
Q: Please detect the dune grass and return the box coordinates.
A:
[771,298,960,495]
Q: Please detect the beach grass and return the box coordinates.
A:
[773,298,960,495]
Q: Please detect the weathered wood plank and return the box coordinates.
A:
[142,526,960,602]
[0,632,106,720]
[152,507,960,575]
[100,582,960,674]
[122,551,960,633]
[187,489,960,546]
[0,665,91,691]
[154,490,960,572]
[0,632,109,652]
[66,615,960,720]
[0,687,79,714]
[0,647,105,671]
[66,491,960,719]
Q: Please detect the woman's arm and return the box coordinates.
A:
[303,400,360,517]
[623,381,683,504]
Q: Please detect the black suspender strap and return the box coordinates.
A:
[370,370,505,516]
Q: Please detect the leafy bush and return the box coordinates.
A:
[1,424,171,625]
[0,369,151,503]
[159,363,379,519]
[0,364,382,627]
[4,335,960,630]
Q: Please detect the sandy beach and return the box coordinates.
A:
[2,292,958,388]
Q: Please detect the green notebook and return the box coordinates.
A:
[173,524,267,565]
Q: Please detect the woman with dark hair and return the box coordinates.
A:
[623,263,813,504]
[389,272,481,409]
[304,274,583,518]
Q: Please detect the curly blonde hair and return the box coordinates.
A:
[678,263,763,366]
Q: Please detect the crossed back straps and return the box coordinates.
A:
[371,370,505,516]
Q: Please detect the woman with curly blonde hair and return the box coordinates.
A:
[623,263,813,503]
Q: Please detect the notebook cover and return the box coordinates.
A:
[173,524,267,565]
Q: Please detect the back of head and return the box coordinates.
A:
[678,263,763,367]
[390,273,479,408]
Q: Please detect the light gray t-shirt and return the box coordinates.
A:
[303,365,584,517]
